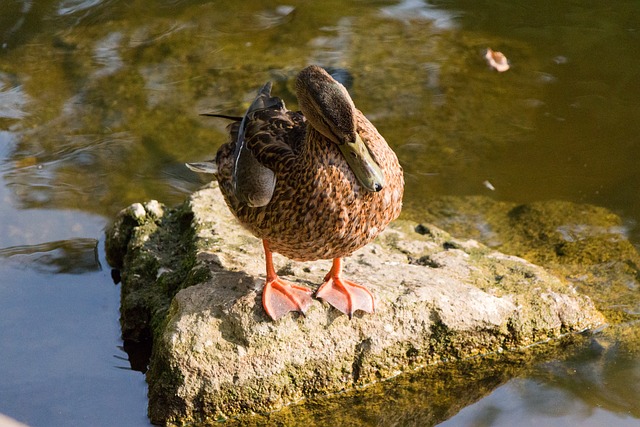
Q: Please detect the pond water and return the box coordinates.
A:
[1,1,639,426]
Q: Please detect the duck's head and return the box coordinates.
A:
[295,65,385,193]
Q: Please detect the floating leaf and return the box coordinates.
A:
[485,48,510,72]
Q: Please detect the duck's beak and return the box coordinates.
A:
[338,133,385,192]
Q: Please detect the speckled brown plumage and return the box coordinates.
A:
[215,76,404,263]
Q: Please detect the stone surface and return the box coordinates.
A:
[0,414,30,427]
[422,195,640,324]
[105,183,605,425]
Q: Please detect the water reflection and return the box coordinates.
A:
[380,0,460,30]
[93,32,124,78]
[255,5,296,30]
[0,238,100,274]
[441,328,640,426]
[5,132,138,211]
[0,1,31,50]
[0,72,29,120]
[534,334,640,418]
[57,0,104,16]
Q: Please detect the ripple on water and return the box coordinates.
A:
[57,0,103,16]
[379,0,461,30]
[93,32,124,78]
[0,72,29,120]
[0,238,101,275]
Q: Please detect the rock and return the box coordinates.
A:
[105,183,605,425]
[0,414,30,427]
[422,195,640,324]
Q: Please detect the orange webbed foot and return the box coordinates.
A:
[315,258,375,318]
[261,240,313,321]
[262,277,313,321]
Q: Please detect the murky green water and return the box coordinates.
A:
[1,1,639,426]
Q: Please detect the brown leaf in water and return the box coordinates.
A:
[485,48,510,72]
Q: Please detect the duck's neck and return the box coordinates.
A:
[301,125,343,167]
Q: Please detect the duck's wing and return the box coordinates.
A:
[229,82,279,207]
[233,82,300,207]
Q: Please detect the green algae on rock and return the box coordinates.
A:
[421,196,640,325]
[105,184,604,425]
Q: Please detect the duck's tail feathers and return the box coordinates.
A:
[199,113,243,121]
[250,81,284,112]
[185,161,218,175]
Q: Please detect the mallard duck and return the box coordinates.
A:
[188,65,404,320]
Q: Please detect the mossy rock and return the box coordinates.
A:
[106,184,606,425]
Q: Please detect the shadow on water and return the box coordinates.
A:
[1,0,640,426]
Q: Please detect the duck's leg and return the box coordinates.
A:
[262,240,313,321]
[315,258,375,318]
